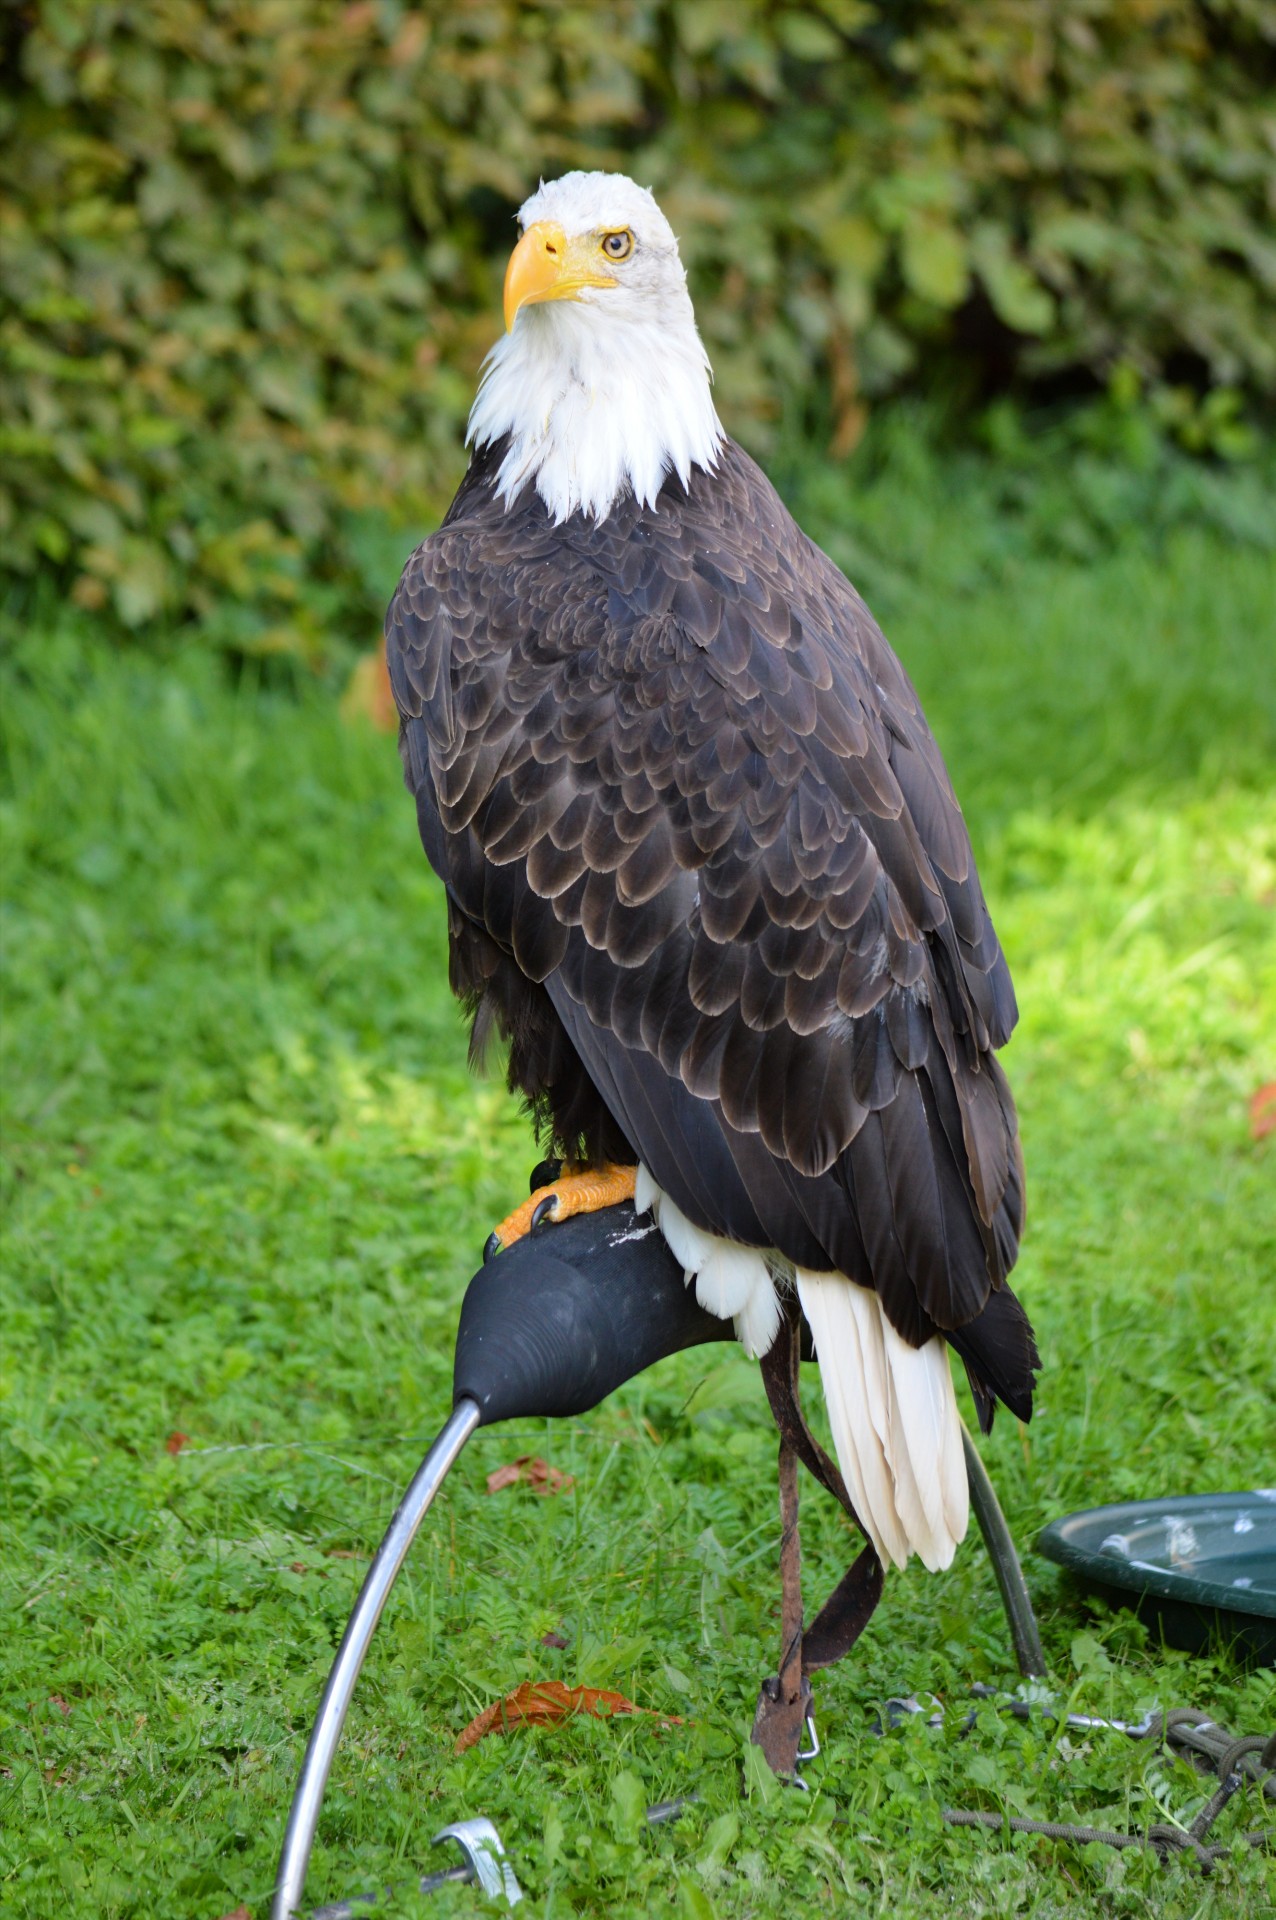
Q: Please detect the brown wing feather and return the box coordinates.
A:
[388,436,1031,1402]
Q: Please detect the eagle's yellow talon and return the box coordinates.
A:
[486,1162,638,1256]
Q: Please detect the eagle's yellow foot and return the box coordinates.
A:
[483,1162,638,1262]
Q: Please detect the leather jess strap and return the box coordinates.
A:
[750,1302,885,1777]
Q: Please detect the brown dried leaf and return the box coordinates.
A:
[1248,1082,1276,1141]
[485,1454,574,1497]
[455,1680,681,1754]
[165,1431,188,1455]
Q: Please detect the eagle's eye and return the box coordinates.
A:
[600,229,634,263]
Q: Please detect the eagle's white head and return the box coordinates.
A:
[467,172,724,524]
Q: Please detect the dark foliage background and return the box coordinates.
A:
[3,0,1273,653]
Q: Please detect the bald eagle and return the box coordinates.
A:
[387,173,1036,1577]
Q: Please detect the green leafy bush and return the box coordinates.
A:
[2,1,1272,653]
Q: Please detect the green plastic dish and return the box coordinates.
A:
[1037,1491,1276,1666]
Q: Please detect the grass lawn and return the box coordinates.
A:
[2,462,1274,1917]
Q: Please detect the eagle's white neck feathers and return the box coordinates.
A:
[467,172,724,524]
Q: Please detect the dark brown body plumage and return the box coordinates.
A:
[387,437,1037,1426]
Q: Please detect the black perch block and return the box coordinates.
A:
[453,1203,734,1425]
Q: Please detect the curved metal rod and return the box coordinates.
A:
[273,1397,483,1920]
[962,1421,1047,1680]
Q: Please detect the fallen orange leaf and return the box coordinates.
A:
[1248,1082,1276,1141]
[486,1454,574,1496]
[165,1432,188,1455]
[455,1680,681,1754]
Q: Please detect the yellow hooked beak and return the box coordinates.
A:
[503,221,618,332]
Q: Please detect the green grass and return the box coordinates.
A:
[2,475,1275,1918]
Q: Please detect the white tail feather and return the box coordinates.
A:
[883,1316,969,1548]
[807,1281,909,1569]
[632,1171,966,1569]
[797,1271,968,1572]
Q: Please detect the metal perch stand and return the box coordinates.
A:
[272,1207,1044,1919]
[273,1401,482,1920]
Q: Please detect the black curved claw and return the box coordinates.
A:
[528,1157,562,1194]
[482,1231,502,1265]
[530,1194,560,1231]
